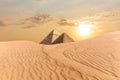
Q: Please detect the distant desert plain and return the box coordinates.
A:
[0,31,120,80]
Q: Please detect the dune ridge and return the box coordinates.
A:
[0,31,120,80]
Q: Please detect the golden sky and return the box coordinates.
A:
[0,0,120,42]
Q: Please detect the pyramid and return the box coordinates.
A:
[52,33,74,44]
[51,30,60,43]
[40,30,60,44]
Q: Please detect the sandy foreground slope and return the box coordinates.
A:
[0,31,120,80]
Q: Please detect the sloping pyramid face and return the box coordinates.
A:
[52,33,64,44]
[63,33,74,43]
[51,30,60,43]
[52,33,74,44]
[40,30,60,44]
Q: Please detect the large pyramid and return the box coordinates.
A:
[40,30,60,44]
[52,33,74,44]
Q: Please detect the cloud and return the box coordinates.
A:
[20,14,78,28]
[80,9,120,32]
[0,21,5,27]
[82,9,120,25]
[24,14,55,24]
[58,19,77,26]
[20,14,58,28]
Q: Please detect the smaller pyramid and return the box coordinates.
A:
[40,30,60,44]
[52,33,74,44]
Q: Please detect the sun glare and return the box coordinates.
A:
[77,22,94,37]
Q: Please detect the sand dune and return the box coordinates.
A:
[0,31,120,80]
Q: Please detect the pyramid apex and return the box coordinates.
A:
[52,32,74,44]
[40,29,60,44]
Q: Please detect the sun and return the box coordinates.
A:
[77,22,94,37]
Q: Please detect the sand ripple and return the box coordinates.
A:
[0,31,120,80]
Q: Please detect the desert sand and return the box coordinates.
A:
[0,31,120,80]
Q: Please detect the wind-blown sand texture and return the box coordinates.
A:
[0,31,120,80]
